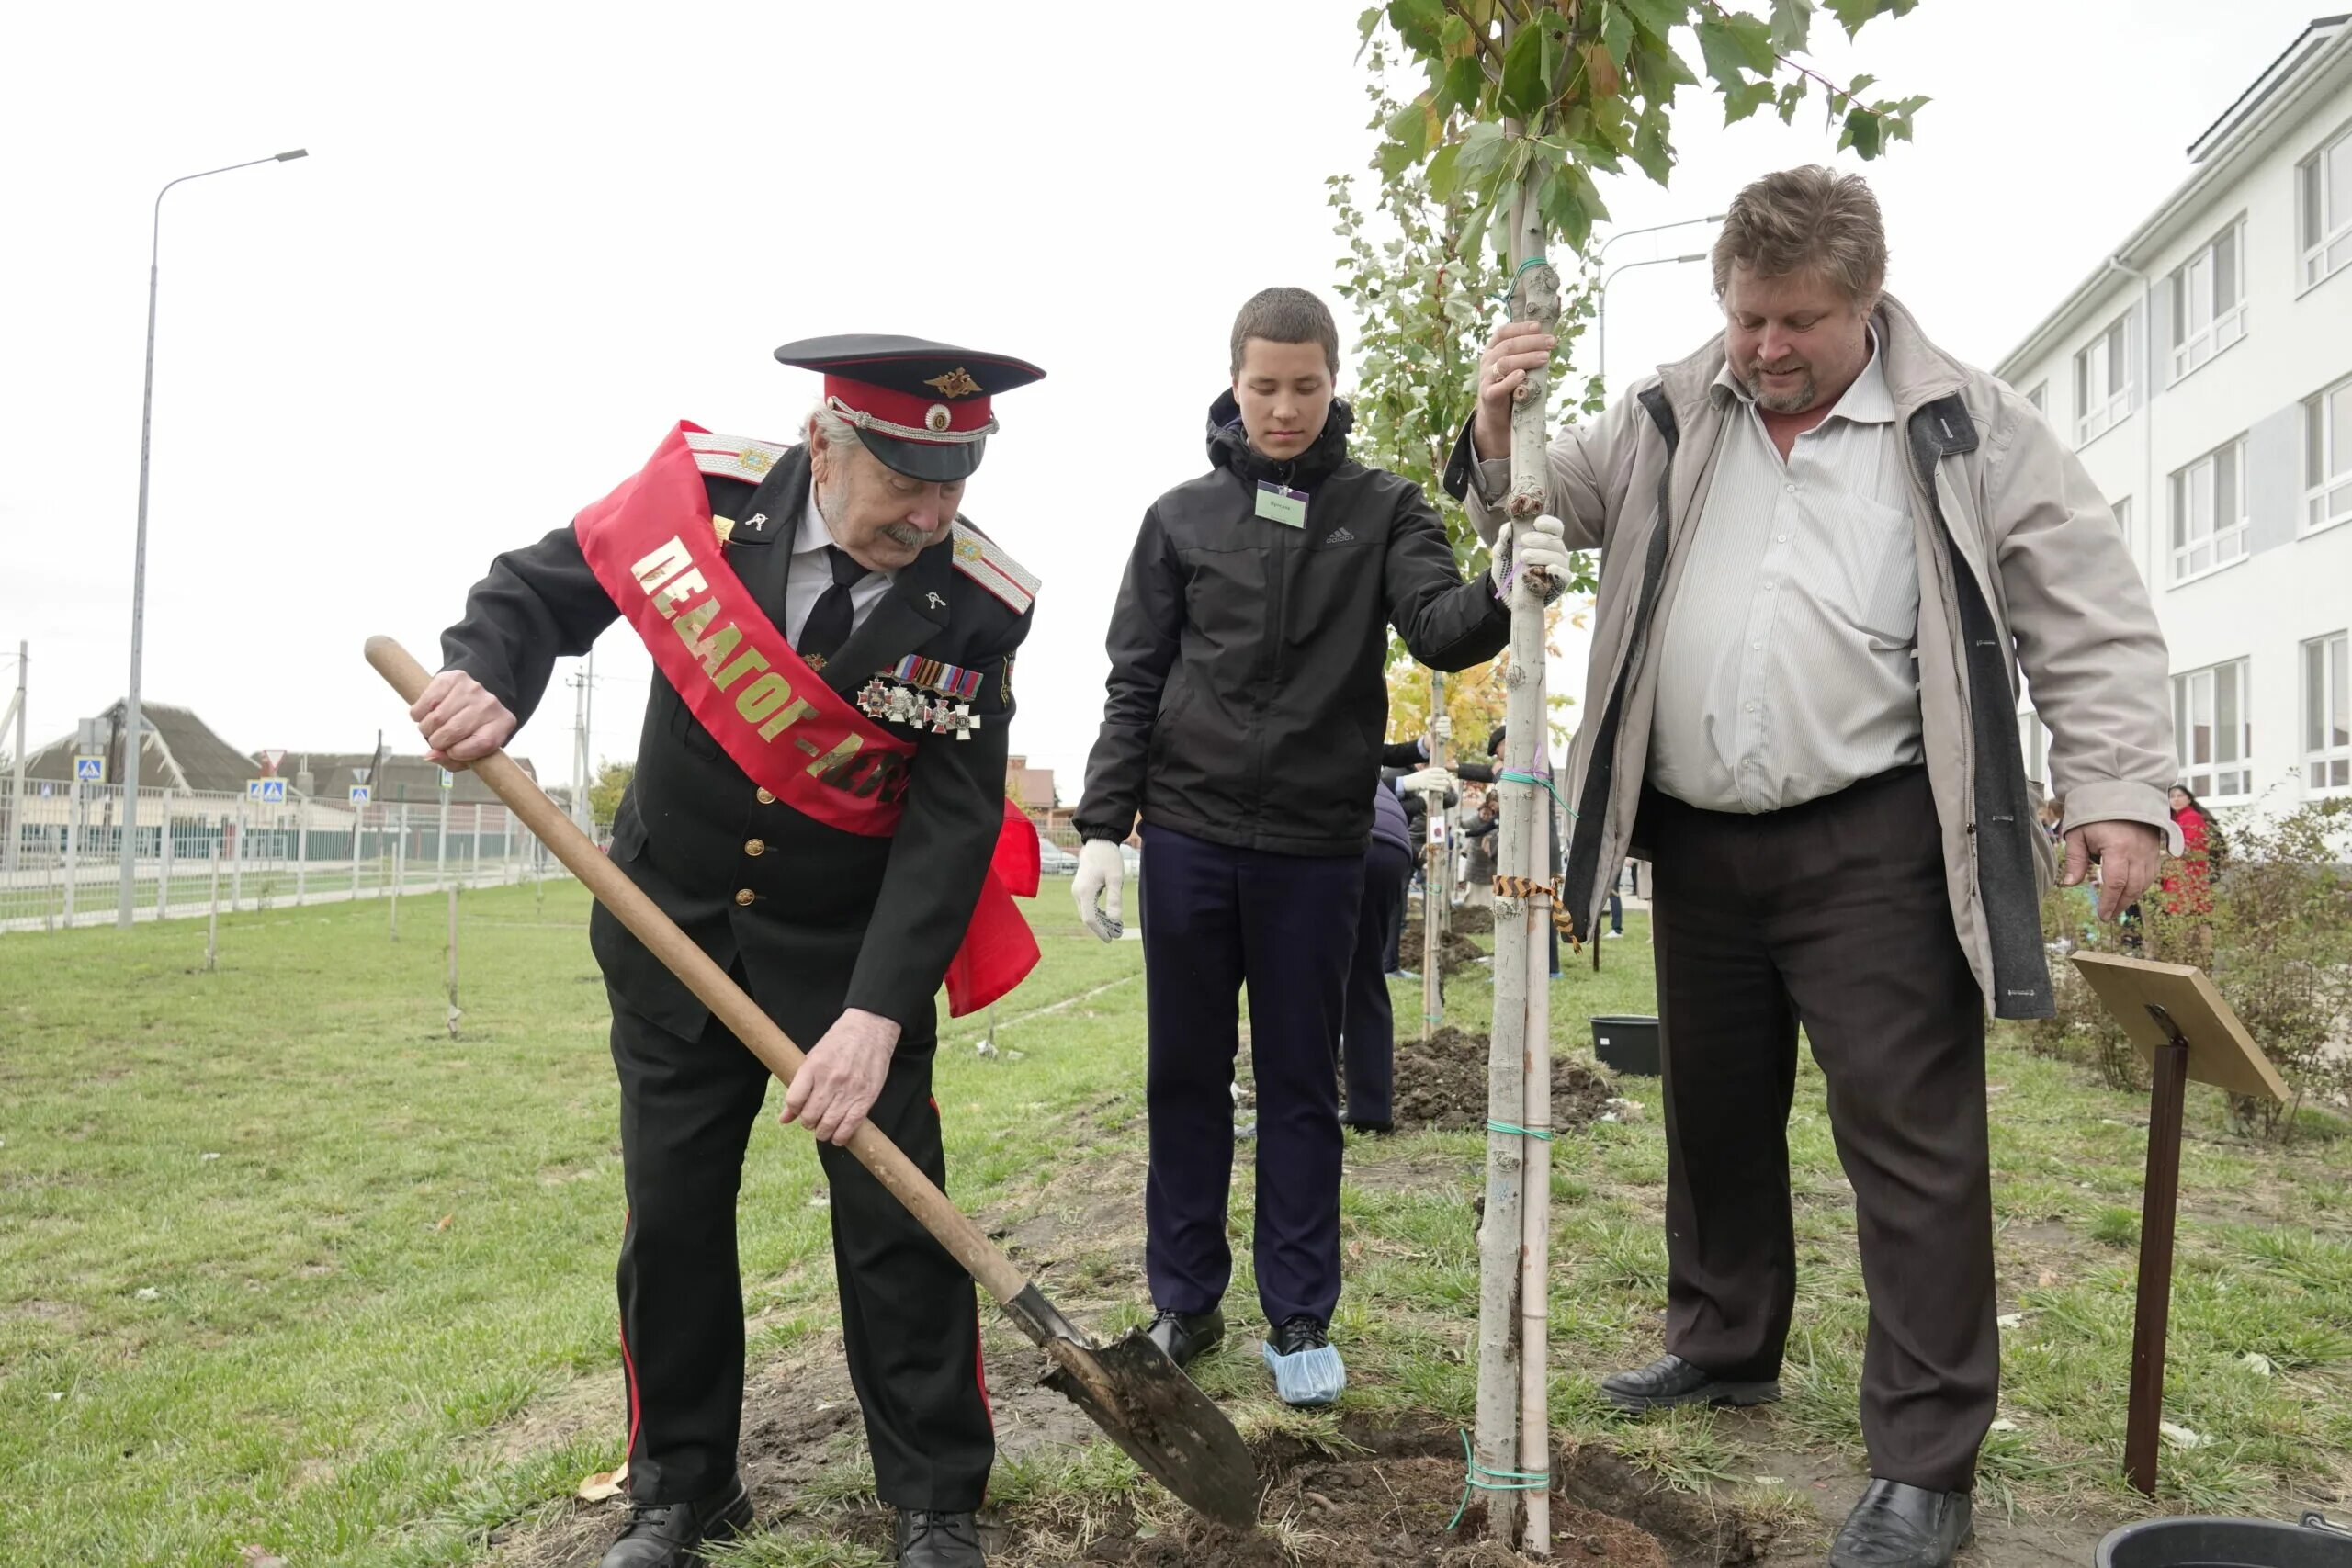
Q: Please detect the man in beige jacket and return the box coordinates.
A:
[1445,167,2177,1568]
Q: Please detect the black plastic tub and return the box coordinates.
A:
[1589,1015,1661,1077]
[2097,1514,2352,1567]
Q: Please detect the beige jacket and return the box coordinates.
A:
[1449,295,2178,1019]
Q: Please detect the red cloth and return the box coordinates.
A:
[2161,807,2213,915]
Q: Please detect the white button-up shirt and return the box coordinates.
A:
[1646,332,1926,814]
[781,481,894,649]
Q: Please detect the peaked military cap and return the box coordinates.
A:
[775,333,1046,483]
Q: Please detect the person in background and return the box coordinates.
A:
[1339,776,1418,1134]
[2162,785,2226,966]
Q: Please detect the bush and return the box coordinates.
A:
[2030,796,2352,1140]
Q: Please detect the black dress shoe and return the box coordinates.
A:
[895,1507,985,1566]
[1829,1479,1973,1568]
[596,1475,753,1568]
[1145,1305,1225,1370]
[1600,1352,1781,1413]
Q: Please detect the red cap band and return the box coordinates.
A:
[823,374,993,443]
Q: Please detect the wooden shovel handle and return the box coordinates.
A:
[367,637,1029,1306]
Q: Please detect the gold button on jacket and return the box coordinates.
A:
[733,887,755,907]
[744,839,766,857]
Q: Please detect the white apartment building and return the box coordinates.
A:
[1995,14,2352,819]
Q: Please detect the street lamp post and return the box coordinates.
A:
[1596,252,1711,398]
[118,149,307,927]
[1589,213,1723,398]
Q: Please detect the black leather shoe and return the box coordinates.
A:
[1600,1352,1781,1413]
[596,1474,753,1567]
[1146,1305,1225,1370]
[895,1507,985,1566]
[1829,1480,1973,1568]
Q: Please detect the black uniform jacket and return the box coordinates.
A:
[440,440,1033,1048]
[1074,394,1509,859]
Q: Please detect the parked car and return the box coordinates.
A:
[1036,841,1079,876]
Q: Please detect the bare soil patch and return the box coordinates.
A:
[1397,919,1485,977]
[1388,1027,1615,1134]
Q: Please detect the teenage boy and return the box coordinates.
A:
[1069,288,1569,1404]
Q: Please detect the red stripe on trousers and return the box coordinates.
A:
[618,1207,643,1469]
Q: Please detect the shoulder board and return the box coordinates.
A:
[949,520,1039,614]
[684,429,790,485]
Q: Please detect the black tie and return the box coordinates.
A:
[798,546,870,667]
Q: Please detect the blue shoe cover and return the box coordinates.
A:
[1262,1339,1346,1406]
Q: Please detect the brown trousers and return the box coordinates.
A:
[1645,767,1997,1495]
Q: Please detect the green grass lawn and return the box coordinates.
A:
[4,885,2349,1566]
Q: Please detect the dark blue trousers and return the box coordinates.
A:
[1140,823,1365,1328]
[1341,840,1414,1126]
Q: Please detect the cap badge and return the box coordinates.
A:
[924,403,954,433]
[924,367,984,398]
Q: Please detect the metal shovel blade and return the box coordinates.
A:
[1002,1282,1257,1529]
[1040,1329,1260,1529]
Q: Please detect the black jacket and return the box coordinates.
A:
[1074,395,1509,858]
[439,440,1031,1045]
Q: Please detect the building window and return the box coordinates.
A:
[2166,218,2245,380]
[2300,120,2352,289]
[2073,307,2138,445]
[2306,374,2352,535]
[2308,631,2351,791]
[2174,660,2253,800]
[2169,438,2248,581]
[2026,381,2048,416]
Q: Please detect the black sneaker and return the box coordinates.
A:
[895,1506,985,1566]
[1145,1304,1225,1370]
[595,1474,753,1567]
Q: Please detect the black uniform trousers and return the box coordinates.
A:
[610,974,992,1510]
[1644,766,1996,1495]
[1340,838,1415,1125]
[1140,823,1364,1328]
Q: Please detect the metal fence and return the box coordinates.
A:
[0,781,571,934]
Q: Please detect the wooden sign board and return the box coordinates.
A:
[2070,953,2289,1104]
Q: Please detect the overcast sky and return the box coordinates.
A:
[0,0,2326,796]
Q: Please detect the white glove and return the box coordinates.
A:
[1396,767,1451,795]
[1492,513,1571,604]
[1072,839,1125,942]
[1432,715,1453,743]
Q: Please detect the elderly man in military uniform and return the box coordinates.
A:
[410,336,1046,1568]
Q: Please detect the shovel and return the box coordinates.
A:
[367,637,1258,1529]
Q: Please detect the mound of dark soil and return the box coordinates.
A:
[1068,1425,1669,1567]
[1387,1027,1615,1133]
[1396,920,1484,977]
[1449,904,1496,935]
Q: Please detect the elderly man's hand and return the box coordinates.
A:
[1473,321,1558,460]
[2061,819,2166,921]
[410,670,517,763]
[780,1007,900,1145]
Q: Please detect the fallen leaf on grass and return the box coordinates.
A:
[2240,1351,2276,1377]
[2036,1269,2055,1288]
[1996,1313,2026,1330]
[1989,1419,2019,1433]
[433,1214,453,1232]
[2159,1421,2210,1450]
[134,1288,160,1301]
[577,1461,628,1502]
[240,1548,288,1568]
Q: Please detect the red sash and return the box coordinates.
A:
[573,422,1038,1016]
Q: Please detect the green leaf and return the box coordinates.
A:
[1723,12,1779,72]
[1769,0,1812,53]
[1385,93,1433,165]
[1692,19,1747,88]
[1823,0,1884,35]
[1630,108,1674,186]
[1617,0,1685,41]
[1722,77,1775,125]
[1424,138,1464,199]
[1776,78,1804,123]
[1438,55,1487,116]
[1839,107,1883,158]
[1455,118,1510,186]
[1599,0,1635,66]
[1499,18,1547,118]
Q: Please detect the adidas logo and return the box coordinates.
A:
[1323,525,1356,544]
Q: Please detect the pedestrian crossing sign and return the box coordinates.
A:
[246,778,288,804]
[74,756,105,783]
[348,784,371,806]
